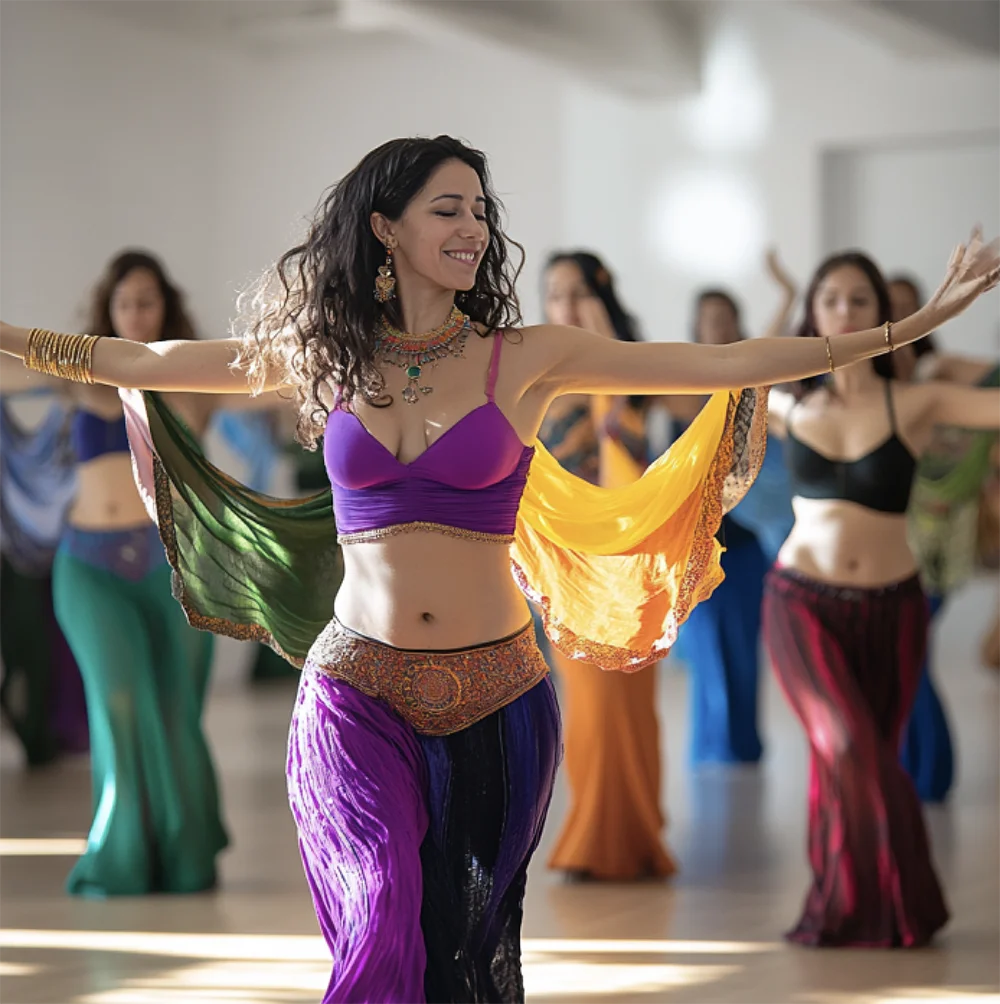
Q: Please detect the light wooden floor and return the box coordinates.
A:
[2,581,998,1004]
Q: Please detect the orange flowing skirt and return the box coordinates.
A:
[547,646,676,878]
[547,399,677,879]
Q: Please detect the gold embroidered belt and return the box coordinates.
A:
[305,619,549,736]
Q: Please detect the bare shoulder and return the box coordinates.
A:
[492,323,565,371]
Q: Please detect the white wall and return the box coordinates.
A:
[824,136,1000,356]
[558,0,1000,343]
[0,1,237,338]
[5,0,997,346]
[213,30,566,330]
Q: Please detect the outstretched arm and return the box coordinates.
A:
[918,352,996,386]
[922,382,1000,430]
[0,324,289,395]
[535,236,999,397]
[0,357,69,395]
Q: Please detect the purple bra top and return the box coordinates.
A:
[325,333,534,540]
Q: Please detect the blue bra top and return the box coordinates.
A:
[71,410,130,463]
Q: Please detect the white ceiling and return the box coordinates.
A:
[67,0,703,98]
[51,0,1000,99]
[59,0,343,37]
[804,0,999,59]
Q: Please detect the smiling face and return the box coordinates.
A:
[110,267,166,343]
[811,265,881,339]
[373,158,489,295]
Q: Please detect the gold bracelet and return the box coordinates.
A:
[884,320,895,352]
[825,336,835,373]
[24,328,100,384]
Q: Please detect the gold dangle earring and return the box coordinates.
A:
[374,238,397,303]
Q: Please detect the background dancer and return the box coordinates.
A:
[0,388,86,765]
[2,250,230,896]
[539,249,676,882]
[764,249,1000,947]
[671,260,798,765]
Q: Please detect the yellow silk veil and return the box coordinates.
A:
[513,387,768,671]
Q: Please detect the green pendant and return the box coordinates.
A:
[406,365,422,379]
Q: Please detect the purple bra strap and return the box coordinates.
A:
[486,332,504,403]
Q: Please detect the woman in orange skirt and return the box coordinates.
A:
[539,251,676,881]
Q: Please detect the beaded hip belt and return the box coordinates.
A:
[305,619,549,736]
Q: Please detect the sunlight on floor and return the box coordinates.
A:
[77,960,329,1003]
[0,929,329,961]
[0,961,42,976]
[0,838,87,856]
[525,937,777,955]
[41,957,746,1004]
[0,930,776,1002]
[801,990,1000,1004]
[524,958,741,997]
[1,928,779,960]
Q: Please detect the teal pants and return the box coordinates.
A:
[53,533,227,897]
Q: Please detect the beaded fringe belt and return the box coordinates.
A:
[306,619,549,735]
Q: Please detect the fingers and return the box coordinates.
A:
[949,244,965,269]
[982,264,1000,292]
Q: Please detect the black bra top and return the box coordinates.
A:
[784,380,917,515]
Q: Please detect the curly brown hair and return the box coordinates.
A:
[234,136,524,449]
[87,249,197,341]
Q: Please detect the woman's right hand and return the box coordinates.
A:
[921,229,1000,332]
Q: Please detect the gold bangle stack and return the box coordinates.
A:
[24,328,99,384]
[825,336,836,373]
[884,320,895,352]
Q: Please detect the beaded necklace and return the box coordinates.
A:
[375,306,471,404]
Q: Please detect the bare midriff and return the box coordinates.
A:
[335,532,531,650]
[67,455,151,531]
[776,497,918,588]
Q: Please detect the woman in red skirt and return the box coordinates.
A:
[765,248,1000,947]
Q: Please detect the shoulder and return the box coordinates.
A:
[488,323,568,359]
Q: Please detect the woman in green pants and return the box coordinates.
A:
[7,250,233,896]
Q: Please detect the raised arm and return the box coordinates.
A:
[535,237,999,397]
[0,323,287,394]
[759,248,798,341]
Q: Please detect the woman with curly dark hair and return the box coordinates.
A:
[3,137,997,998]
